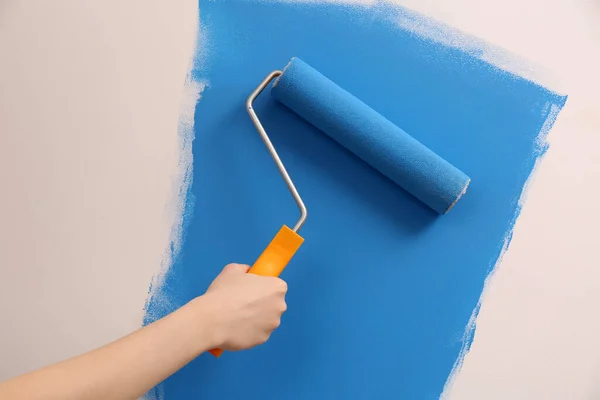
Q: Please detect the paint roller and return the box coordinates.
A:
[209,57,470,357]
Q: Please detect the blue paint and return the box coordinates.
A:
[143,1,566,399]
[272,57,471,214]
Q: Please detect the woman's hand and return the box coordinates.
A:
[199,263,288,351]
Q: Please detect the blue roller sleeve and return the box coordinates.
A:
[270,57,470,214]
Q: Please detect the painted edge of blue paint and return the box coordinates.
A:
[140,3,570,398]
[142,0,569,326]
[440,99,567,398]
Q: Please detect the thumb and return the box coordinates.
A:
[221,263,250,275]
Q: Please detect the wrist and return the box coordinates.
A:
[186,294,225,352]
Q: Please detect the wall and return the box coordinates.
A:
[0,0,599,398]
[0,0,197,378]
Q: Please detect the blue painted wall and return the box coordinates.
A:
[144,1,566,398]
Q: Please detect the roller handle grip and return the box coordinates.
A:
[208,225,304,358]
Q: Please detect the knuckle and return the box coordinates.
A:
[260,332,270,344]
[222,263,237,273]
[276,278,288,293]
[224,263,249,273]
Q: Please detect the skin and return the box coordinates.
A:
[0,263,288,400]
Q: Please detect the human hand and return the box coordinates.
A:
[200,263,288,351]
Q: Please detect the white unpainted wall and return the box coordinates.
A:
[0,0,198,378]
[0,0,599,399]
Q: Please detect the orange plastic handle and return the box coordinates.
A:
[209,225,304,358]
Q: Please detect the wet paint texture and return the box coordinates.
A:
[144,1,566,399]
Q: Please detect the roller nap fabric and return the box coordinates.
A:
[271,57,470,214]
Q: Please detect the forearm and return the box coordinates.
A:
[0,296,217,400]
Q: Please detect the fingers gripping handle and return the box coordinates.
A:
[208,225,304,357]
